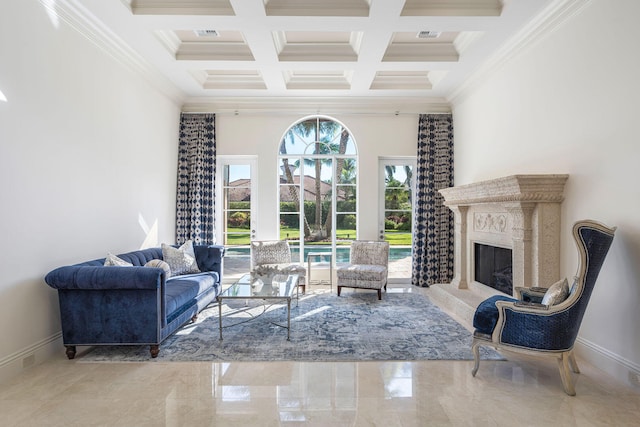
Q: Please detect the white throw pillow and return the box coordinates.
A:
[104,253,133,267]
[541,278,570,306]
[144,259,172,278]
[161,240,200,276]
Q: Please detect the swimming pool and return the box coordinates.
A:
[224,245,412,263]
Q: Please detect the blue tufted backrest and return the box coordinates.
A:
[76,245,224,274]
[194,245,225,273]
[117,248,164,266]
[565,222,616,334]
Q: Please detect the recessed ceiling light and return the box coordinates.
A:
[417,31,441,39]
[194,30,219,37]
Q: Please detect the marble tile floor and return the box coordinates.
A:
[2,285,640,426]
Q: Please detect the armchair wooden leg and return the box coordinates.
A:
[471,339,481,377]
[337,286,342,296]
[377,289,382,300]
[557,352,576,396]
[568,351,580,374]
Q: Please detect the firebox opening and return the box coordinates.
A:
[474,243,513,295]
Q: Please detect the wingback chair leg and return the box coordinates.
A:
[568,351,580,374]
[377,289,382,300]
[337,286,342,296]
[557,352,577,396]
[471,339,481,377]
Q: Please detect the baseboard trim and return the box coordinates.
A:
[575,336,640,389]
[0,333,63,383]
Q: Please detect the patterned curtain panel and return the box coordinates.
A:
[175,113,216,245]
[412,114,454,287]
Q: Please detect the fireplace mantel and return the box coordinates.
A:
[439,174,568,294]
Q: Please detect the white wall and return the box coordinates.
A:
[0,1,180,380]
[452,0,640,385]
[216,113,419,240]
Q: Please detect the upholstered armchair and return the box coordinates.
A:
[337,240,390,300]
[471,220,616,395]
[250,240,306,291]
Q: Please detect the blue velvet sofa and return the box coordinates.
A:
[44,244,224,359]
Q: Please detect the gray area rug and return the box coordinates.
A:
[79,291,503,362]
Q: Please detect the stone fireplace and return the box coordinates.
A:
[439,174,568,296]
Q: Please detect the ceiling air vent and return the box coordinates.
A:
[417,31,441,39]
[194,29,219,37]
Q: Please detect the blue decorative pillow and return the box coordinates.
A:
[161,240,200,276]
[104,253,133,267]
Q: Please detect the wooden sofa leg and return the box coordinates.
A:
[150,345,160,358]
[377,289,382,300]
[65,345,76,360]
[337,286,342,296]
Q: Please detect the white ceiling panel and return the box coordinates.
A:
[48,0,571,112]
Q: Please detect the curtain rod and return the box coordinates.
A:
[181,111,452,116]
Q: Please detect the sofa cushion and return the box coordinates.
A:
[145,259,172,277]
[337,264,387,281]
[104,253,133,267]
[541,278,570,306]
[165,272,219,319]
[162,241,200,276]
[473,295,518,335]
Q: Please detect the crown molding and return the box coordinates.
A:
[448,0,592,105]
[40,0,185,105]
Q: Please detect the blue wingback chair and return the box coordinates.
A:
[471,220,616,395]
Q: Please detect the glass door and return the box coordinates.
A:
[216,156,257,280]
[379,158,415,283]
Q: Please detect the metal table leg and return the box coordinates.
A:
[218,297,223,340]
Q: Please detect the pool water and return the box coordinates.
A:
[225,245,411,263]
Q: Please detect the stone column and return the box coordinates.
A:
[449,205,469,289]
[506,203,535,289]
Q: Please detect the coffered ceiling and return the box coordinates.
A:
[49,0,570,113]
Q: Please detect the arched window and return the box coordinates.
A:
[277,116,357,263]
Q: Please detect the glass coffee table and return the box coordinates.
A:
[216,273,300,341]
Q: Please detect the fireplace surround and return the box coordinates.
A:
[439,174,568,296]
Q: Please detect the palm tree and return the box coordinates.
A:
[281,124,313,237]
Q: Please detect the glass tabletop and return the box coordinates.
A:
[219,273,299,299]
